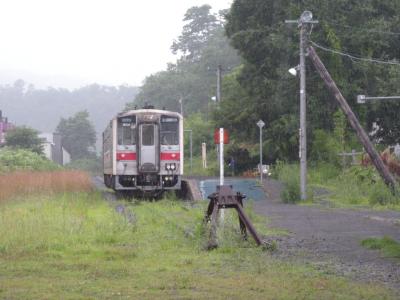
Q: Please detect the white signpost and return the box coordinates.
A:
[219,128,224,186]
[201,142,207,169]
[257,120,265,183]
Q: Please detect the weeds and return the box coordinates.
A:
[274,161,301,203]
[0,194,395,299]
[0,170,92,202]
[361,236,400,259]
[275,161,400,208]
[0,192,133,257]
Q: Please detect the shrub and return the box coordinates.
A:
[226,143,256,174]
[5,126,44,155]
[66,158,102,174]
[274,162,301,203]
[310,129,340,166]
[368,181,398,206]
[281,176,301,203]
[0,148,60,172]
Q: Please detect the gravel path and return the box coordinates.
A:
[257,179,400,290]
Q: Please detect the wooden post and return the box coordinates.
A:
[308,46,397,189]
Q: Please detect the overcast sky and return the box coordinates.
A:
[0,0,232,89]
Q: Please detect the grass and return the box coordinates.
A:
[275,162,400,209]
[0,170,93,202]
[0,192,396,299]
[361,236,400,259]
[184,154,219,176]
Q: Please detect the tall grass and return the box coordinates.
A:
[0,195,394,299]
[0,170,93,202]
[361,236,400,259]
[275,162,399,208]
[0,192,134,257]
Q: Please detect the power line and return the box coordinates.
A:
[309,40,400,66]
[323,20,400,36]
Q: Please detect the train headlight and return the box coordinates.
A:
[166,164,171,170]
[171,163,176,170]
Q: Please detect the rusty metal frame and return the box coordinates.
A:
[204,185,263,249]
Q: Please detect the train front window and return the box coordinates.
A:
[161,116,179,145]
[142,124,154,146]
[117,116,136,145]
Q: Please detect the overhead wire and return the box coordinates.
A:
[309,40,400,66]
[323,20,400,36]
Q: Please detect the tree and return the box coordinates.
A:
[5,126,44,155]
[56,111,96,160]
[171,5,219,62]
[128,5,240,116]
[219,0,400,162]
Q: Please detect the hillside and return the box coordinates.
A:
[0,80,138,150]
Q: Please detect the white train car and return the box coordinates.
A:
[103,107,183,196]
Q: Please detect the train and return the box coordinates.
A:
[103,106,183,197]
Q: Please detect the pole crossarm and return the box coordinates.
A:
[364,96,400,100]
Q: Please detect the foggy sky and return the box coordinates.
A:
[0,0,232,89]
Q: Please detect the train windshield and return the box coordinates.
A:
[117,116,136,145]
[161,116,179,145]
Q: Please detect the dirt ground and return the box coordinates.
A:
[257,179,400,291]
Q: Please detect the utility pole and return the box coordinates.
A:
[285,11,318,200]
[179,97,183,117]
[308,46,397,189]
[216,64,222,102]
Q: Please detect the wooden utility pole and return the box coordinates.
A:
[308,46,397,189]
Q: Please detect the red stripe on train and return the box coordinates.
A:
[160,152,180,160]
[116,152,136,161]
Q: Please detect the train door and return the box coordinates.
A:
[138,123,159,172]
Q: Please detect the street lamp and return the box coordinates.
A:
[257,120,265,183]
[288,65,300,76]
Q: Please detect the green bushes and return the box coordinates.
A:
[368,181,399,206]
[361,236,400,258]
[274,161,301,203]
[310,129,341,167]
[0,148,60,173]
[66,158,102,174]
[274,160,399,208]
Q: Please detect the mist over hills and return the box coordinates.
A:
[0,79,139,150]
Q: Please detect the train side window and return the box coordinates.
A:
[118,117,136,145]
[161,116,179,145]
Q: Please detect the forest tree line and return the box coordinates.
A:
[128,0,400,170]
